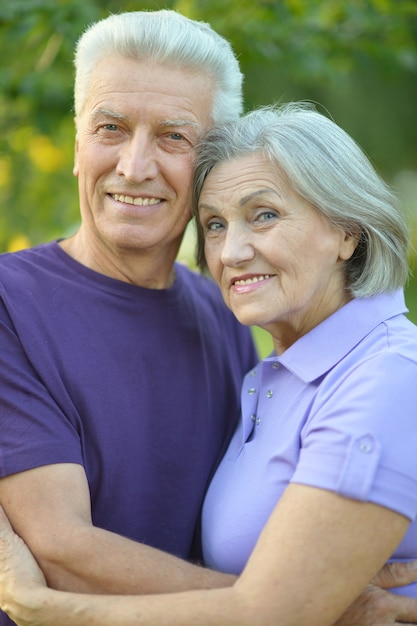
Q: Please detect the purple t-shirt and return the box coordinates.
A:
[202,290,417,596]
[0,241,257,623]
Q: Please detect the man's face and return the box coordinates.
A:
[74,56,214,260]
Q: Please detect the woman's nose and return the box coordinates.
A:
[221,225,255,267]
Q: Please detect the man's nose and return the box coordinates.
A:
[116,131,159,182]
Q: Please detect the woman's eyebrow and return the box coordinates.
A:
[239,188,281,206]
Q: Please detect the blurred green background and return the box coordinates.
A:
[1,0,416,356]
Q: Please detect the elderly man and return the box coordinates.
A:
[0,10,416,626]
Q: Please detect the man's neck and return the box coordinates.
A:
[59,234,178,289]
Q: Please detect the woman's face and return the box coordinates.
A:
[198,153,357,352]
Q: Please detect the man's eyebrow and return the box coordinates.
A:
[88,111,199,131]
[90,108,131,123]
[158,119,200,130]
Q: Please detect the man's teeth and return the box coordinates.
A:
[112,194,160,206]
[234,275,272,285]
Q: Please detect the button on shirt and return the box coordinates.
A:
[202,289,417,595]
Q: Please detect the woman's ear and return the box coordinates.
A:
[339,228,361,261]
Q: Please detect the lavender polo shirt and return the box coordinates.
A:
[202,290,417,596]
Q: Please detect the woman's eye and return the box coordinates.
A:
[256,210,277,223]
[206,220,223,232]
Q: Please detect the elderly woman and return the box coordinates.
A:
[1,103,417,626]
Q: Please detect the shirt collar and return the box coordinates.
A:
[264,289,408,383]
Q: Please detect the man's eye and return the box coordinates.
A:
[103,124,119,131]
[159,132,193,153]
[169,132,185,141]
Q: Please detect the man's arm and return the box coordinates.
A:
[0,463,235,594]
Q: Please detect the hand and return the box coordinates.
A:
[335,561,417,625]
[0,505,47,617]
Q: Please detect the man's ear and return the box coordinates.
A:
[73,137,79,177]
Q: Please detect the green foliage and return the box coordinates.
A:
[180,0,417,77]
[0,0,416,280]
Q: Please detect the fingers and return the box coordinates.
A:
[372,561,417,589]
[334,584,417,626]
[0,506,48,593]
[389,593,417,624]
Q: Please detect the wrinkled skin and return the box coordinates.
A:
[335,561,417,626]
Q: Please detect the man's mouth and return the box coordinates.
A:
[111,194,162,206]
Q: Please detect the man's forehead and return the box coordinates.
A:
[89,107,200,129]
[81,58,214,132]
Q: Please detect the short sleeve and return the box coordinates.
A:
[291,351,417,519]
[0,301,83,476]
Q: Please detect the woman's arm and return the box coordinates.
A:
[0,484,411,626]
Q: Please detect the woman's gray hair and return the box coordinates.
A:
[74,10,243,125]
[193,103,410,297]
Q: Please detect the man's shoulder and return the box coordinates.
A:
[176,263,222,301]
[176,264,237,321]
[0,242,62,298]
[0,242,57,273]
[176,262,257,352]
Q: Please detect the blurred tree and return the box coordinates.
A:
[0,0,416,272]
